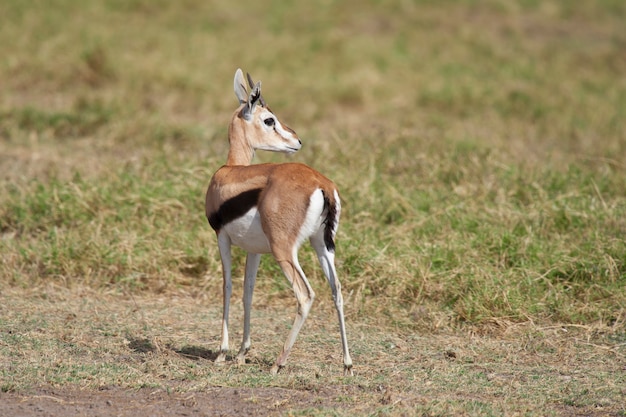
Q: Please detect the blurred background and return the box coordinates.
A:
[1,0,625,328]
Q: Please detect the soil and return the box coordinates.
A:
[1,385,615,417]
[0,385,355,417]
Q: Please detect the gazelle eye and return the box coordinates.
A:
[263,118,275,127]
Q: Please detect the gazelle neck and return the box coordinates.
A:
[226,110,255,166]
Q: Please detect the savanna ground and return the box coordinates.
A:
[1,0,625,415]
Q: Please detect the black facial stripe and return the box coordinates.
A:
[208,188,262,231]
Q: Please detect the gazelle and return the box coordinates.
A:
[205,69,353,376]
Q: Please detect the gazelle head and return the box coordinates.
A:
[230,68,302,158]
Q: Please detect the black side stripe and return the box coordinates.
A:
[208,188,262,231]
[322,192,337,253]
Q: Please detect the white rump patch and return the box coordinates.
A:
[296,189,325,249]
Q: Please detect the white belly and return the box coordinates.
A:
[223,207,271,254]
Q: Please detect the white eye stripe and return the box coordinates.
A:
[274,121,294,139]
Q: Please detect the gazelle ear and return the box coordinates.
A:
[249,82,262,107]
[240,81,262,121]
[245,81,262,117]
[234,68,248,104]
[247,72,267,107]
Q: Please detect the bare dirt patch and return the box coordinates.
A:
[0,379,620,417]
[0,385,357,417]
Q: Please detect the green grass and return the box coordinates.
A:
[1,0,625,328]
[0,0,625,414]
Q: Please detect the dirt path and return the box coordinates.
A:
[0,385,354,417]
[1,384,615,417]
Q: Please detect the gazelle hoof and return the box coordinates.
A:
[270,364,282,375]
[344,365,354,377]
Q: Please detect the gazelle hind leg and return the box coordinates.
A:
[270,255,315,374]
[236,252,261,364]
[311,233,353,376]
[216,233,233,363]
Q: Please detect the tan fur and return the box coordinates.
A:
[206,162,338,251]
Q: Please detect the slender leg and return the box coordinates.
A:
[215,232,232,363]
[270,255,315,374]
[311,233,353,376]
[236,252,261,364]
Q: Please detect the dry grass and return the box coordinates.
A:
[1,286,625,415]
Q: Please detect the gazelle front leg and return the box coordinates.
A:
[271,256,315,375]
[216,232,233,363]
[236,252,261,364]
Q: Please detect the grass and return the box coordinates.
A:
[1,287,624,415]
[1,0,626,415]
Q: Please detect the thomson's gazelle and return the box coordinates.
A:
[205,69,353,375]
